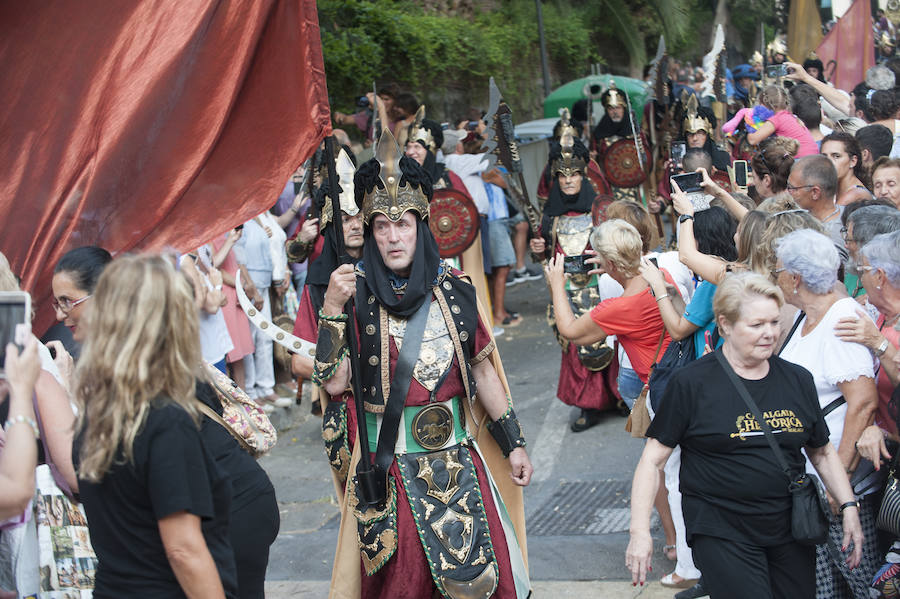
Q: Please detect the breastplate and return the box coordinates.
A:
[556,213,593,256]
[388,301,454,392]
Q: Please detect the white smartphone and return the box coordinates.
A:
[0,291,31,377]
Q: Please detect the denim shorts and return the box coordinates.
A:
[617,367,644,410]
[488,218,516,268]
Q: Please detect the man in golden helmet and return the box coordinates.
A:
[320,129,532,598]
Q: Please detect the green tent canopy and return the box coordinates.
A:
[543,75,649,123]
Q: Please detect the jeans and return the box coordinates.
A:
[616,367,643,410]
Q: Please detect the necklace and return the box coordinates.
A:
[820,204,840,223]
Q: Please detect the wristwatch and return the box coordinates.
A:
[839,500,859,513]
[678,214,694,224]
[875,338,890,358]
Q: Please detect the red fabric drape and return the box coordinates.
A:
[816,0,875,92]
[0,0,331,332]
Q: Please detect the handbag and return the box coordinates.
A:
[200,362,277,458]
[625,330,667,438]
[647,335,695,413]
[714,350,831,545]
[876,449,900,536]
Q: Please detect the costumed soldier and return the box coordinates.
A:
[766,37,790,66]
[537,109,612,205]
[731,63,760,110]
[529,134,619,432]
[291,148,362,500]
[650,97,731,214]
[404,105,494,320]
[593,82,649,203]
[322,129,532,598]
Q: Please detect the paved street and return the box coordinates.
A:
[260,276,679,598]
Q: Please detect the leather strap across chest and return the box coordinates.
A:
[372,297,432,487]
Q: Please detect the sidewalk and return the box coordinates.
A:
[265,580,680,598]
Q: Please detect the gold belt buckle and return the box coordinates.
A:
[411,404,454,451]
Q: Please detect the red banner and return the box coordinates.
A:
[816,0,875,92]
[0,1,331,332]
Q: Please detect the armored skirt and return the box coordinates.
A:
[544,212,619,412]
[329,271,530,599]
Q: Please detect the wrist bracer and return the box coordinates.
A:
[486,399,526,458]
[286,237,315,263]
[312,312,349,384]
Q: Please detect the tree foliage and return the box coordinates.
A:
[317,0,776,123]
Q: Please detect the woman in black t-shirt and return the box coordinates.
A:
[73,255,238,598]
[626,273,863,599]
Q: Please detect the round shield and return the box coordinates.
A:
[591,194,616,226]
[429,188,480,258]
[712,169,734,193]
[602,138,649,188]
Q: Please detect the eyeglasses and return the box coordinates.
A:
[858,265,876,274]
[786,184,816,193]
[51,295,91,313]
[771,266,787,276]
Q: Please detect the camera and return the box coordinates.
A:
[564,254,592,275]
[765,64,789,79]
[356,95,370,108]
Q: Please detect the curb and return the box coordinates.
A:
[264,580,680,598]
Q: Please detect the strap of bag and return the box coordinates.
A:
[196,398,256,456]
[822,396,846,417]
[714,350,793,478]
[373,297,433,480]
[777,311,805,356]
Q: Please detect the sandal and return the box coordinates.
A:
[570,408,601,432]
[663,544,677,561]
[500,314,522,326]
[660,572,699,589]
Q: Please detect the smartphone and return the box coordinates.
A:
[766,64,788,79]
[235,224,244,231]
[670,142,686,171]
[648,256,659,268]
[733,160,748,188]
[563,255,592,275]
[671,171,703,194]
[0,292,30,376]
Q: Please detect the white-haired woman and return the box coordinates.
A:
[74,255,237,598]
[627,273,862,598]
[849,230,900,594]
[774,228,880,597]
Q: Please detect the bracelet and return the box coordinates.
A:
[655,294,669,302]
[318,308,348,322]
[839,500,859,513]
[4,415,39,439]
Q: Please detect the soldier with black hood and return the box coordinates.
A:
[320,129,532,598]
[530,134,620,432]
[291,147,363,499]
[593,82,650,203]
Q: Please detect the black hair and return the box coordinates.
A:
[870,89,899,121]
[852,82,876,121]
[54,246,113,294]
[856,124,895,161]
[789,83,822,129]
[572,99,589,123]
[392,92,419,118]
[821,131,869,188]
[693,206,738,262]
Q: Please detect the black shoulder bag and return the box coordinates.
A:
[714,350,831,545]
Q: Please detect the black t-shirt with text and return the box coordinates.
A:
[75,400,238,598]
[646,353,829,547]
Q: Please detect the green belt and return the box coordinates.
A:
[365,396,467,455]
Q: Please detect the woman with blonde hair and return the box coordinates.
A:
[74,254,237,598]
